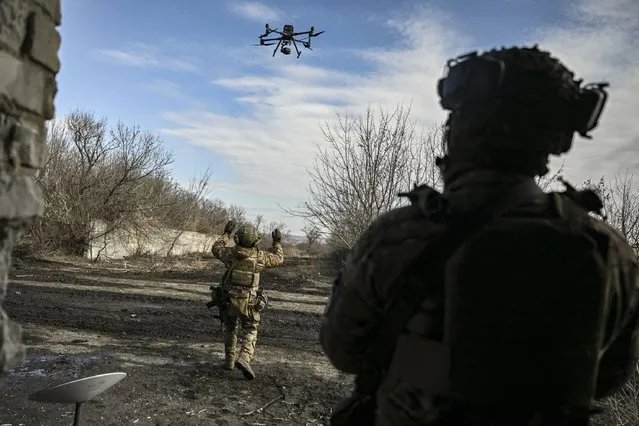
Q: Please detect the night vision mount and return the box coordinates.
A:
[436,51,610,139]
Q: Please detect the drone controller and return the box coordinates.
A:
[437,51,610,138]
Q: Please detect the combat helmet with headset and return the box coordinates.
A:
[233,224,260,248]
[435,45,609,178]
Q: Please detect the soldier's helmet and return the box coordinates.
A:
[234,224,260,248]
[436,45,609,177]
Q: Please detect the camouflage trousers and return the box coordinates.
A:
[223,308,261,364]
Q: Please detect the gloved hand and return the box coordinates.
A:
[271,228,282,244]
[223,220,236,235]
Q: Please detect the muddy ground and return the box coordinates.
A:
[1,254,352,426]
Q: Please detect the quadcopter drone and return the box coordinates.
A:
[255,23,325,58]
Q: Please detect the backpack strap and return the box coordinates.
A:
[355,179,543,395]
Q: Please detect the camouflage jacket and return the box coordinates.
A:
[211,234,284,293]
[320,170,639,425]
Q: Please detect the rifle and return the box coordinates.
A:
[558,177,606,219]
[207,271,229,332]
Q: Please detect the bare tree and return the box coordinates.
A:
[302,225,322,255]
[195,198,230,234]
[413,124,445,191]
[584,171,639,253]
[286,103,444,251]
[26,109,174,256]
[253,215,265,234]
[228,204,248,225]
[21,107,258,260]
[536,161,565,191]
[163,167,214,256]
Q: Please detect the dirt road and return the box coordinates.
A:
[1,255,351,425]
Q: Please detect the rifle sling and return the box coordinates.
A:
[358,180,542,392]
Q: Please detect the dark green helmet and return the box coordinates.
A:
[234,224,260,248]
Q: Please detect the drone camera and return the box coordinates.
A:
[281,46,291,55]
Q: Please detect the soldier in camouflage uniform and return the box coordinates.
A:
[321,46,639,425]
[211,220,284,380]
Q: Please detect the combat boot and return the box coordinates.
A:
[235,357,255,380]
[224,352,235,370]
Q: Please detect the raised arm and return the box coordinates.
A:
[258,229,284,269]
[211,221,237,267]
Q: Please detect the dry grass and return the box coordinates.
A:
[593,363,639,425]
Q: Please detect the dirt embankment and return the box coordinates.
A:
[1,255,352,425]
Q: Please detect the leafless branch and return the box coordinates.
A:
[284,103,444,256]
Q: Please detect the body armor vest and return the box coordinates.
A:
[387,187,610,421]
[225,248,260,290]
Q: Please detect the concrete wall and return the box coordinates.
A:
[0,0,62,374]
[86,220,219,260]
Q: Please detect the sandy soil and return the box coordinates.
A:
[1,255,352,426]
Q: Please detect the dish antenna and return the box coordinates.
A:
[30,372,127,426]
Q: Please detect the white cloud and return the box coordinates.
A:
[159,0,639,233]
[533,0,639,181]
[228,1,281,23]
[144,79,206,109]
[94,42,199,72]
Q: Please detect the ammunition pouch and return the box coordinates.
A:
[254,290,268,312]
[227,287,251,317]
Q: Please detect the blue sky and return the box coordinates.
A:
[56,0,639,234]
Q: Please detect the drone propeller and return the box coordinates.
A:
[311,30,325,37]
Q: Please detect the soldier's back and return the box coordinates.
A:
[373,191,638,425]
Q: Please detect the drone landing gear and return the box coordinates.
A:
[291,38,302,58]
[272,40,282,57]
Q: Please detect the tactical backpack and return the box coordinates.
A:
[330,182,610,425]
